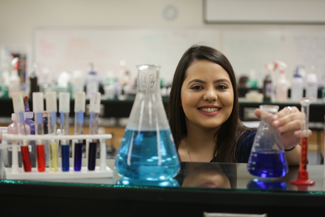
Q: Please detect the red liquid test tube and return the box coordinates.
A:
[36,144,46,172]
[21,146,32,172]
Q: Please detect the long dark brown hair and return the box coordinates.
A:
[168,45,247,162]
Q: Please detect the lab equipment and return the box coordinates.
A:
[9,58,20,98]
[274,61,288,102]
[305,66,318,101]
[74,92,85,171]
[33,92,46,172]
[59,92,70,171]
[247,105,288,178]
[291,97,315,186]
[291,65,304,102]
[88,92,100,171]
[46,92,58,172]
[86,63,98,99]
[12,93,32,172]
[115,64,180,181]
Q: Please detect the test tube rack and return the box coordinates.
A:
[2,134,113,180]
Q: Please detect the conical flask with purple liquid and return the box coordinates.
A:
[115,65,180,181]
[247,105,288,178]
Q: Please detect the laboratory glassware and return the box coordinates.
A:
[115,64,180,181]
[247,105,288,178]
[291,97,315,186]
[33,92,46,172]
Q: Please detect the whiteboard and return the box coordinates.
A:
[222,27,325,85]
[204,0,325,24]
[34,28,220,83]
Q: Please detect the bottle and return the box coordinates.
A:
[115,64,180,181]
[262,72,272,101]
[86,63,98,99]
[103,70,116,99]
[291,66,304,102]
[7,113,31,167]
[274,61,288,102]
[247,105,288,178]
[306,65,318,101]
[72,69,84,98]
[9,57,20,98]
[29,63,40,98]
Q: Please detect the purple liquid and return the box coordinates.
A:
[247,150,288,178]
[88,142,97,171]
[74,142,83,171]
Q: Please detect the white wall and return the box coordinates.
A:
[1,0,325,86]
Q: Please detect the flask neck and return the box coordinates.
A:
[137,66,160,93]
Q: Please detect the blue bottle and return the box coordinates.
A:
[247,105,288,178]
[115,65,180,181]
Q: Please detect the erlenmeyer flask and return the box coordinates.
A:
[247,105,288,178]
[115,64,180,181]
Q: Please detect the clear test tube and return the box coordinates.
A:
[291,97,315,186]
[59,92,70,171]
[74,92,85,171]
[46,92,58,172]
[12,93,32,172]
[88,92,101,171]
[33,92,46,172]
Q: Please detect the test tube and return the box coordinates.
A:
[291,97,315,186]
[88,92,101,171]
[12,93,32,172]
[33,92,46,172]
[46,92,58,172]
[74,92,85,171]
[59,92,70,171]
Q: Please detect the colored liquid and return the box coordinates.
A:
[21,146,32,172]
[49,142,58,172]
[61,145,70,172]
[247,179,287,190]
[36,144,46,172]
[88,142,97,171]
[247,150,288,178]
[300,137,308,171]
[115,129,180,181]
[74,142,83,171]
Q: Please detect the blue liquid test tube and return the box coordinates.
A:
[88,92,101,171]
[59,92,70,171]
[74,92,85,171]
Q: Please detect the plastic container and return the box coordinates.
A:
[291,66,304,102]
[86,63,98,99]
[306,66,318,101]
[9,57,20,98]
[262,73,272,101]
[274,61,288,102]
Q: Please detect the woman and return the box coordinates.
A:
[168,45,308,165]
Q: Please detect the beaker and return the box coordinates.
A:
[115,65,180,181]
[247,105,288,178]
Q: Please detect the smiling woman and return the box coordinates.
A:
[168,45,306,165]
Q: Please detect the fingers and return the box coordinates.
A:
[254,109,261,119]
[272,106,302,133]
[294,129,312,138]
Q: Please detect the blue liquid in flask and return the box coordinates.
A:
[115,129,180,181]
[247,150,288,178]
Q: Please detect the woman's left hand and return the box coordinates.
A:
[254,106,312,150]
